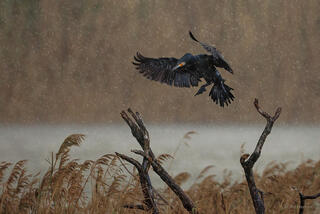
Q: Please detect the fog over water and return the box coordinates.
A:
[1,124,319,187]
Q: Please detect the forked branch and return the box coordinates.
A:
[240,99,281,214]
[299,192,320,214]
[116,152,159,213]
[119,108,197,214]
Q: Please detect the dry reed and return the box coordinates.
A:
[0,134,319,213]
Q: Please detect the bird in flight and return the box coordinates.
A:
[132,31,235,107]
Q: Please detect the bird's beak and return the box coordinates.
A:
[172,62,185,71]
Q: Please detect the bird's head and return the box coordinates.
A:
[172,53,195,71]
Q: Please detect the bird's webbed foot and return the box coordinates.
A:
[194,83,211,96]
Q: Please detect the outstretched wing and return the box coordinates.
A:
[133,52,200,87]
[189,31,233,74]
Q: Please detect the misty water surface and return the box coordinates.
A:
[0,124,319,187]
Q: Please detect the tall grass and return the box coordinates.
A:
[0,134,319,213]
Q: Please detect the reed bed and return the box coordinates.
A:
[0,134,319,214]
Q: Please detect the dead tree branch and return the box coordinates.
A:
[240,99,282,214]
[132,149,197,213]
[299,192,320,214]
[120,108,197,214]
[117,151,173,210]
[115,152,159,213]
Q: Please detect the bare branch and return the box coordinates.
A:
[246,99,282,168]
[149,157,196,213]
[121,110,151,172]
[128,108,148,135]
[115,152,141,171]
[240,99,281,214]
[121,109,197,214]
[131,149,147,157]
[124,204,146,210]
[116,152,159,213]
[120,111,144,148]
[132,147,196,212]
[117,155,136,178]
[253,98,281,121]
[299,192,320,214]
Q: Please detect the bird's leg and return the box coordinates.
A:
[194,82,211,96]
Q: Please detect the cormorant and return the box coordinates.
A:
[132,31,235,107]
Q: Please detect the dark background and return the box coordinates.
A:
[0,0,319,123]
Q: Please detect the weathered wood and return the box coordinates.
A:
[123,204,145,210]
[240,99,281,214]
[115,152,159,214]
[132,149,196,213]
[299,192,320,214]
[120,108,197,214]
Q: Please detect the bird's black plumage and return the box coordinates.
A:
[133,31,235,107]
[133,53,200,88]
[189,31,233,74]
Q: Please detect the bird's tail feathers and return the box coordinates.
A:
[209,81,234,107]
